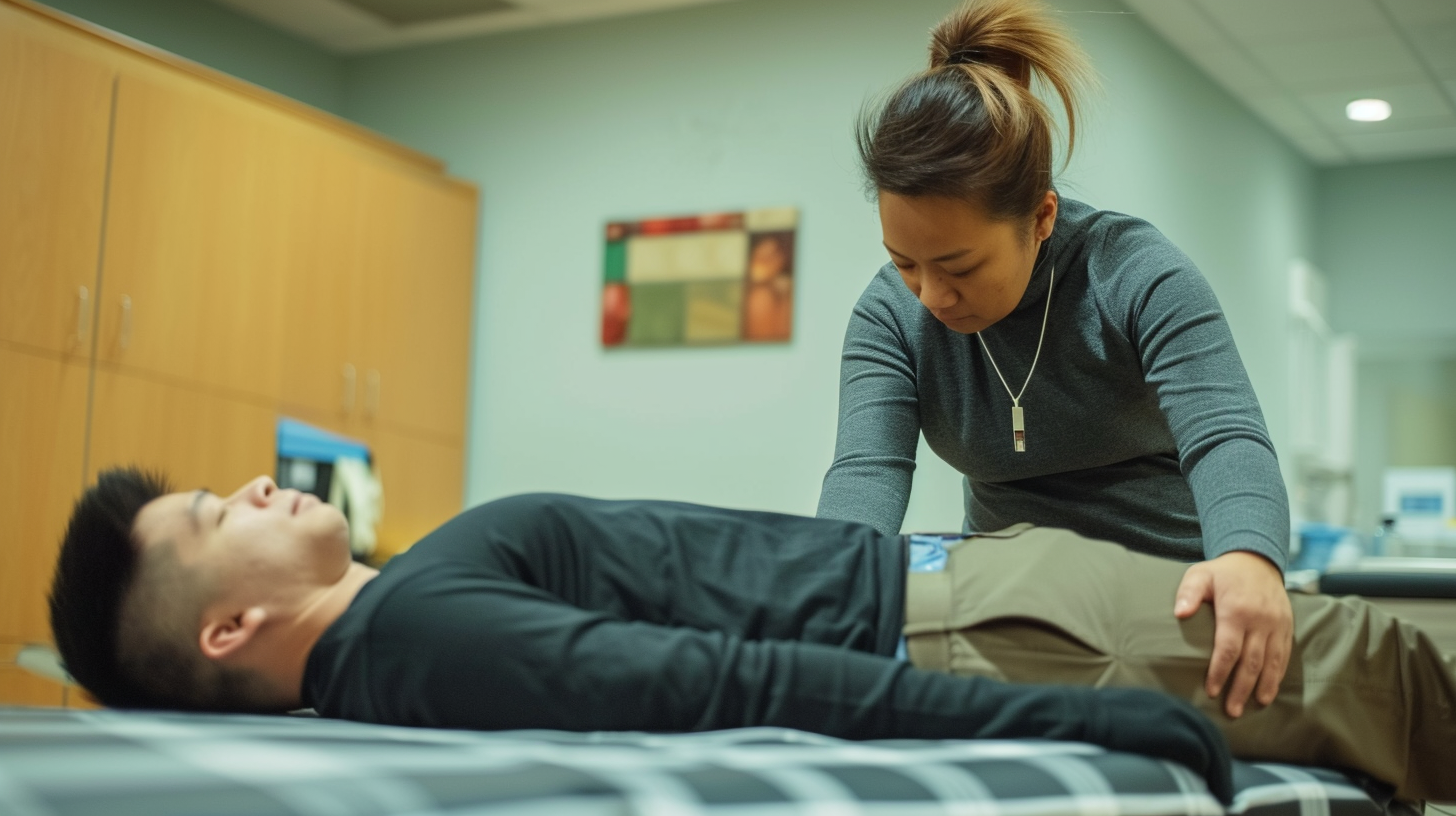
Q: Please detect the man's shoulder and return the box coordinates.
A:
[410,492,593,544]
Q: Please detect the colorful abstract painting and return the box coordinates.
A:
[601,207,797,347]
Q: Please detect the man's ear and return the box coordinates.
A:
[198,606,267,661]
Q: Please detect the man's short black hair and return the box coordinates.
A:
[49,467,172,707]
[51,468,283,712]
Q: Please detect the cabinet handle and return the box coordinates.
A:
[365,369,380,418]
[119,295,133,350]
[75,286,90,344]
[342,363,356,413]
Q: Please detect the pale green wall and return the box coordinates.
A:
[37,0,346,113]
[1319,157,1456,529]
[36,0,1321,530]
[1317,157,1456,345]
[342,0,1316,528]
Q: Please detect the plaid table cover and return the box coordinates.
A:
[0,707,1396,816]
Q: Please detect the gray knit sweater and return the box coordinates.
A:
[816,197,1289,569]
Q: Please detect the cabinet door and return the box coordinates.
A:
[378,174,476,442]
[0,661,65,707]
[87,369,276,498]
[0,348,90,646]
[369,426,465,560]
[276,135,368,425]
[0,4,113,358]
[93,66,307,401]
[353,164,477,442]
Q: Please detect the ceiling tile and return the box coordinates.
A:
[211,0,740,52]
[1251,34,1426,89]
[1193,0,1390,43]
[1336,113,1456,138]
[1299,82,1456,130]
[1378,0,1456,27]
[1121,0,1224,50]
[1181,44,1281,95]
[339,0,515,26]
[1237,95,1357,163]
[1115,0,1456,163]
[1339,124,1456,159]
[212,0,385,49]
[534,0,718,19]
[1407,23,1456,80]
[1241,92,1330,135]
[1287,130,1354,165]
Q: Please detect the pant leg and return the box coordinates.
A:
[903,525,1456,803]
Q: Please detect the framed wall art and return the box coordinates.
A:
[601,207,797,347]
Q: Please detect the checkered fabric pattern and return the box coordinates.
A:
[0,707,1393,816]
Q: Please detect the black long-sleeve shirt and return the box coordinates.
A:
[300,494,1216,754]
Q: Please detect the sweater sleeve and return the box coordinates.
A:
[363,575,1231,798]
[1108,230,1290,570]
[816,271,922,536]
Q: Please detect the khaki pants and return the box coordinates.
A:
[904,524,1456,802]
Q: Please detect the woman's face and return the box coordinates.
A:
[878,191,1057,334]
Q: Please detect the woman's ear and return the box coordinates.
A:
[198,607,267,661]
[1035,189,1058,243]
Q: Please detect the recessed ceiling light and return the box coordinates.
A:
[1346,98,1392,122]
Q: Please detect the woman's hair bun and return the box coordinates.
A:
[929,0,1073,87]
[856,0,1094,220]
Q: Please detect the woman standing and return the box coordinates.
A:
[817,0,1293,719]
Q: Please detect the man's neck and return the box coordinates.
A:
[268,561,379,708]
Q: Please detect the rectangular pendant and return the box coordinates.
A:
[1012,405,1026,452]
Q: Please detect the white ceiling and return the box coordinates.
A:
[1121,0,1456,165]
[209,0,740,53]
[213,0,1456,166]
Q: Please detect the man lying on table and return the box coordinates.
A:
[49,469,1456,804]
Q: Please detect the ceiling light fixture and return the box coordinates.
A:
[1346,98,1392,122]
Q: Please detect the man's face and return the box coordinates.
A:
[133,476,352,604]
[878,191,1051,335]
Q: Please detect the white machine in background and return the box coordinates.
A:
[1384,467,1456,548]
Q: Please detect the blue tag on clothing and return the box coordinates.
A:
[897,533,970,660]
[907,533,963,574]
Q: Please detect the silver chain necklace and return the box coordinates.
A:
[976,263,1055,452]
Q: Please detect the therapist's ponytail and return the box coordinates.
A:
[857,0,1093,229]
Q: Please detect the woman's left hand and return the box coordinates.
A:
[1173,551,1293,718]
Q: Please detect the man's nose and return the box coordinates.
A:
[227,475,276,505]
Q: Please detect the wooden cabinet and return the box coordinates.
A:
[0,0,477,706]
[277,139,369,427]
[365,168,476,442]
[93,66,301,401]
[370,426,467,559]
[86,368,278,491]
[0,2,112,358]
[0,660,66,707]
[0,349,90,644]
[277,156,477,443]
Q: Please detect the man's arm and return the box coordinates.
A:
[350,577,1232,800]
